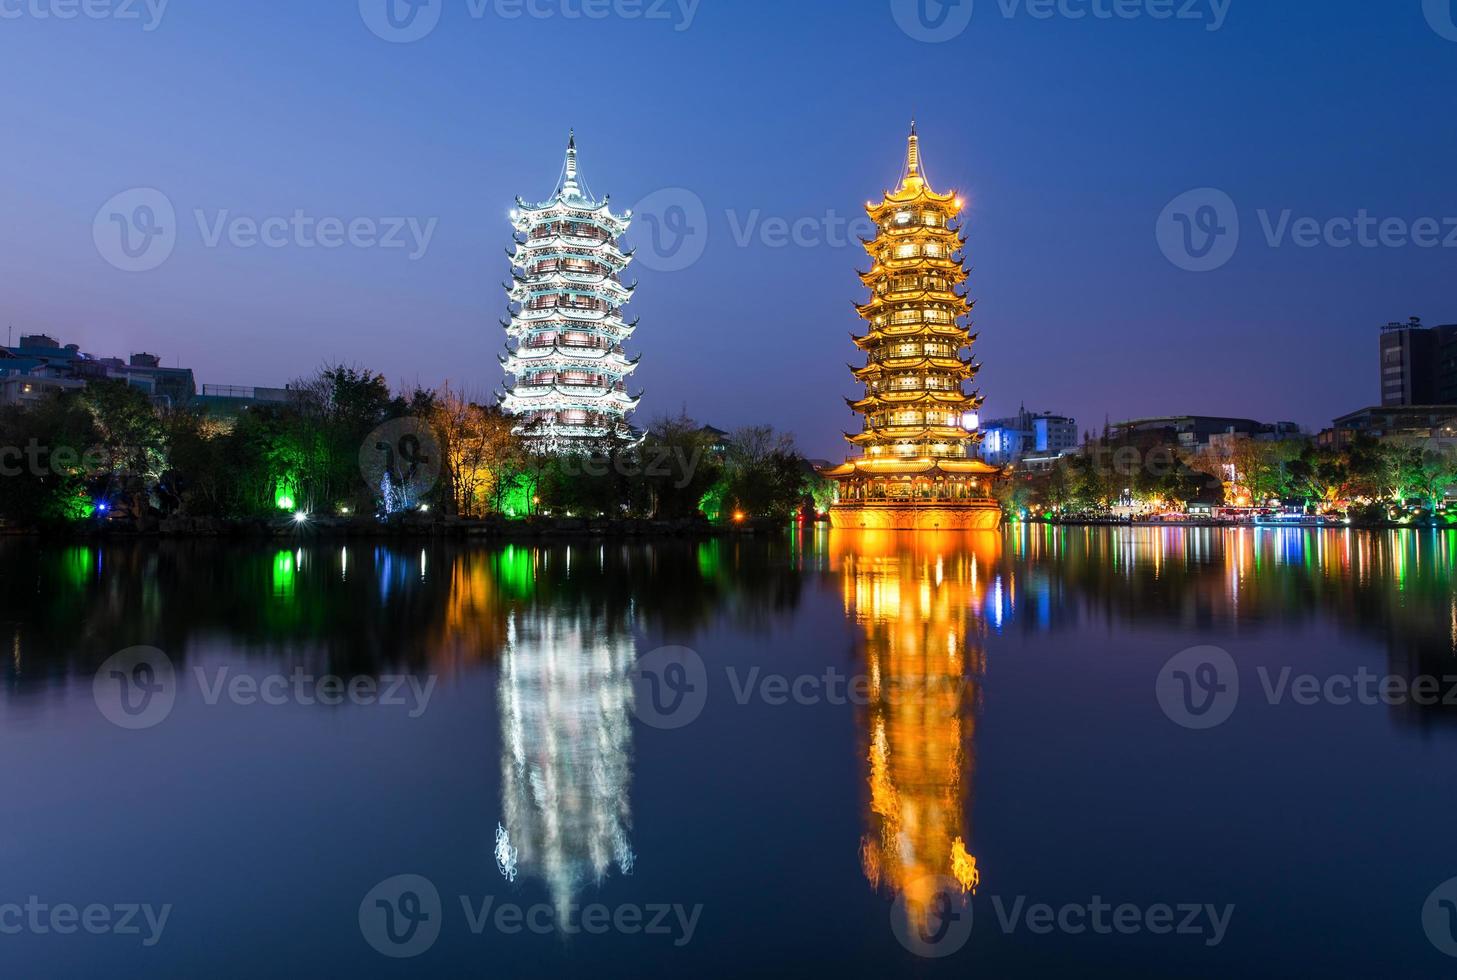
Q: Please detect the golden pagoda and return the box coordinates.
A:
[826,125,1003,531]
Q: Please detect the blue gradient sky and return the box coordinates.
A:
[2,0,1455,458]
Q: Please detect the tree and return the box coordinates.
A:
[82,379,167,527]
[1289,445,1351,512]
[641,413,722,520]
[721,426,809,521]
[0,392,101,525]
[1395,443,1457,511]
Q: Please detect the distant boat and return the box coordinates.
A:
[1254,512,1326,527]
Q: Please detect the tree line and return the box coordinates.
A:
[0,365,827,528]
[996,429,1457,520]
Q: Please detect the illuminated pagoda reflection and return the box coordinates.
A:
[827,125,1001,530]
[495,602,636,915]
[501,132,642,452]
[833,530,995,928]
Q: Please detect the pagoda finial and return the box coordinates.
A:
[562,129,580,195]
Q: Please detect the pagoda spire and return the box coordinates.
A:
[902,120,924,192]
[560,129,581,200]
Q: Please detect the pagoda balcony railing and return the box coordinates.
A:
[516,243,631,266]
[881,310,955,325]
[521,335,614,352]
[871,345,958,361]
[530,223,611,242]
[520,378,628,394]
[885,278,951,295]
[880,379,958,392]
[532,261,617,278]
[525,298,613,314]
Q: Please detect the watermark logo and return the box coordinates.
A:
[892,0,1229,41]
[194,667,436,717]
[628,188,708,273]
[359,875,701,956]
[1425,0,1457,42]
[891,876,974,957]
[0,898,172,947]
[193,211,437,259]
[1156,188,1239,273]
[630,646,708,729]
[360,875,442,959]
[93,190,438,272]
[360,417,442,512]
[1159,190,1457,272]
[0,0,169,30]
[1423,876,1457,957]
[987,895,1233,946]
[93,646,177,730]
[360,0,700,42]
[891,0,975,42]
[93,188,177,273]
[359,0,443,42]
[1156,646,1239,730]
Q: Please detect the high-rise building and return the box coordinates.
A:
[979,407,1078,466]
[1441,327,1457,405]
[500,134,641,452]
[826,125,1001,530]
[1380,317,1457,406]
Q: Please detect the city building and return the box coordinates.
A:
[699,425,730,460]
[194,384,292,418]
[0,334,195,408]
[1319,405,1457,449]
[500,133,642,452]
[825,125,1002,530]
[1110,416,1301,450]
[1380,317,1457,407]
[979,407,1078,466]
[1441,327,1457,405]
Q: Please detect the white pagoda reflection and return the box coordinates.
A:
[495,605,636,915]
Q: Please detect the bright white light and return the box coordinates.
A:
[962,412,980,432]
[293,511,308,523]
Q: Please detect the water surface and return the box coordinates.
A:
[2,527,1455,977]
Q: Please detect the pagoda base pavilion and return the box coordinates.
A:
[825,459,1003,530]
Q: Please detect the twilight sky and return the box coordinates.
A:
[2,0,1455,458]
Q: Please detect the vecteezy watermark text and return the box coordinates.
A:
[93,189,438,273]
[358,875,701,959]
[891,0,1230,43]
[0,0,169,30]
[1157,646,1457,730]
[890,875,1235,959]
[626,188,890,273]
[0,898,171,947]
[629,647,978,730]
[987,895,1234,947]
[358,0,701,43]
[1158,188,1457,272]
[93,647,437,730]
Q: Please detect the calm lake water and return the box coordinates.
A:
[2,527,1456,977]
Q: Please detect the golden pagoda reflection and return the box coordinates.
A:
[832,529,998,929]
[494,601,636,917]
